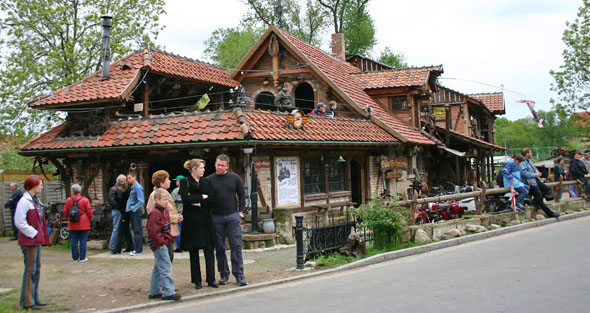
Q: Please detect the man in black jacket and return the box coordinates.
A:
[4,182,23,240]
[569,150,590,200]
[207,154,247,287]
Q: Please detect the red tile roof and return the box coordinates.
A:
[352,66,443,90]
[20,111,245,152]
[28,49,238,108]
[470,92,505,114]
[20,110,399,153]
[246,111,398,143]
[278,28,433,145]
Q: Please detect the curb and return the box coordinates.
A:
[100,209,590,313]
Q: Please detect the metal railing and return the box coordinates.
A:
[295,209,372,269]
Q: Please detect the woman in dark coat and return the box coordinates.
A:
[180,158,218,289]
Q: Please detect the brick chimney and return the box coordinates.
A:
[331,33,346,61]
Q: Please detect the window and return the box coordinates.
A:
[389,96,408,111]
[328,158,346,191]
[302,157,348,194]
[303,158,324,194]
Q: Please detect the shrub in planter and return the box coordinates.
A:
[359,196,408,250]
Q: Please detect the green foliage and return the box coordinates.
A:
[0,0,166,137]
[550,0,590,116]
[203,22,264,70]
[494,106,579,150]
[0,149,35,171]
[378,46,408,69]
[359,195,408,250]
[340,1,376,56]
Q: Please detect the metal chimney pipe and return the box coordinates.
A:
[100,15,112,80]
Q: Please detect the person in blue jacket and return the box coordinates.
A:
[501,154,529,210]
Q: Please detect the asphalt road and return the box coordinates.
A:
[145,216,590,313]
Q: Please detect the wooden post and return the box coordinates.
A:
[476,181,486,214]
[556,176,563,203]
[472,181,480,214]
[410,190,418,225]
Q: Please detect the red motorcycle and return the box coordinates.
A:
[414,201,465,224]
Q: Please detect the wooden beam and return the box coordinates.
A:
[143,80,149,117]
[244,68,311,78]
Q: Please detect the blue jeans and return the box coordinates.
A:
[20,245,41,308]
[109,210,122,251]
[213,212,244,279]
[70,230,89,261]
[149,245,175,297]
[175,222,182,250]
[129,210,143,253]
[515,185,530,205]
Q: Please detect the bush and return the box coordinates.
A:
[359,195,408,250]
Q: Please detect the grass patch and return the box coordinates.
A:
[0,288,24,313]
[312,253,358,268]
[311,241,432,268]
[44,241,70,251]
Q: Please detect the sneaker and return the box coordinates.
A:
[148,293,162,299]
[236,277,247,286]
[129,251,142,256]
[161,294,181,301]
[79,258,88,262]
[219,276,229,285]
[73,260,79,263]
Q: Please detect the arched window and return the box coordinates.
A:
[294,83,314,114]
[255,91,276,111]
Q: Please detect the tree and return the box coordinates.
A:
[0,0,166,137]
[203,22,263,70]
[242,0,326,46]
[494,106,579,151]
[550,0,590,115]
[377,46,408,69]
[318,0,376,55]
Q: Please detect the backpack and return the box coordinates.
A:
[69,198,81,222]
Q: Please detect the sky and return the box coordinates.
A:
[157,0,582,121]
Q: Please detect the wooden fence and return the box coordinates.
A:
[395,179,578,225]
[1,181,66,236]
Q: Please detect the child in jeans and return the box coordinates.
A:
[147,189,181,301]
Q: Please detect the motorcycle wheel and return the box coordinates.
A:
[59,226,70,240]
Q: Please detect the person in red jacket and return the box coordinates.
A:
[14,175,50,310]
[64,184,93,262]
[147,188,181,301]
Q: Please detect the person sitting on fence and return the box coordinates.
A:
[569,150,590,200]
[501,154,529,211]
[565,167,578,198]
[519,148,559,218]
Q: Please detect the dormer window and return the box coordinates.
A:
[389,96,408,111]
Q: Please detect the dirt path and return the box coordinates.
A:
[0,239,309,312]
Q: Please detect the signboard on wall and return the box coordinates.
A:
[254,160,271,168]
[275,157,299,206]
[434,107,446,118]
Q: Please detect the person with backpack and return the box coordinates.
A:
[64,184,93,262]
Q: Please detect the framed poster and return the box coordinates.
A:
[275,157,299,206]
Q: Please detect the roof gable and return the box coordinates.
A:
[267,27,433,145]
[470,92,505,115]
